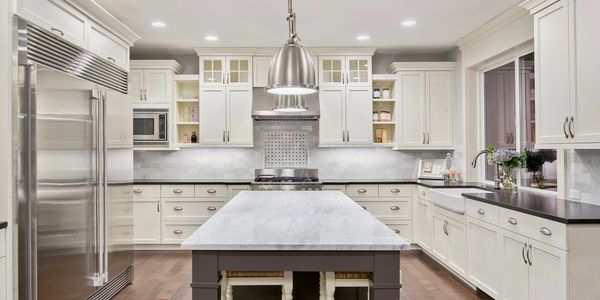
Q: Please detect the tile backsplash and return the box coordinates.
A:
[567,150,600,205]
[134,121,451,180]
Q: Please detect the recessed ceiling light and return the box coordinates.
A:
[205,35,219,41]
[401,20,417,27]
[356,35,370,41]
[151,21,166,28]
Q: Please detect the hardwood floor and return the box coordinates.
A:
[113,250,489,300]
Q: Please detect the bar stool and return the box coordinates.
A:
[319,272,372,300]
[220,271,293,300]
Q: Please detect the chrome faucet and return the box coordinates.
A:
[472,150,501,189]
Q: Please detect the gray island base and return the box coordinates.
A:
[181,191,409,299]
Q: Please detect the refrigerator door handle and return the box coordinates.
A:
[89,90,105,287]
[101,91,108,283]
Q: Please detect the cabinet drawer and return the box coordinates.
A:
[357,200,411,221]
[162,200,223,219]
[110,225,133,242]
[161,185,195,198]
[346,184,379,197]
[109,202,133,218]
[322,185,347,193]
[18,0,88,48]
[195,185,228,198]
[88,21,129,69]
[108,185,133,198]
[379,184,412,197]
[499,207,567,250]
[466,199,499,225]
[387,222,413,242]
[162,224,202,244]
[132,185,160,198]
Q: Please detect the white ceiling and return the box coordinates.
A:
[95,0,522,56]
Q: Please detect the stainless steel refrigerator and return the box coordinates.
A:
[14,18,134,300]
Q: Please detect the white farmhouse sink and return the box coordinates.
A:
[427,188,493,214]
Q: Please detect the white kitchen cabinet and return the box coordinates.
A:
[525,0,600,148]
[133,198,161,244]
[105,89,133,148]
[227,88,253,145]
[431,211,467,278]
[17,0,88,48]
[528,239,567,300]
[130,61,182,105]
[200,57,225,86]
[432,213,449,262]
[501,230,530,300]
[318,85,372,146]
[416,198,433,252]
[319,86,345,145]
[253,56,271,87]
[200,56,252,87]
[88,21,129,70]
[346,56,372,86]
[345,86,373,144]
[319,56,371,87]
[467,217,502,299]
[389,63,455,150]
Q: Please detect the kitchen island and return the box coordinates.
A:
[181,191,409,299]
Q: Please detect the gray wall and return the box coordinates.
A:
[566,150,600,205]
[134,121,450,180]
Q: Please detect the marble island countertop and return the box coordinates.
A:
[181,191,409,251]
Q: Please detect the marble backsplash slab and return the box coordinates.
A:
[567,150,600,205]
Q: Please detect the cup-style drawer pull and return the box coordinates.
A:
[207,189,217,194]
[50,27,64,36]
[357,189,367,194]
[477,208,485,215]
[107,57,116,64]
[173,230,183,235]
[207,206,217,211]
[133,189,142,194]
[173,206,184,211]
[173,189,183,194]
[393,229,401,234]
[539,227,552,236]
[391,188,400,193]
[390,206,400,211]
[508,217,518,225]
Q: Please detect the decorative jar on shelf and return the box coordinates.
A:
[373,89,381,99]
[379,111,391,121]
[191,132,198,143]
[372,112,380,121]
[181,133,189,143]
[382,88,391,99]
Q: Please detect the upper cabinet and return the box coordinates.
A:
[199,56,252,87]
[388,63,455,150]
[130,60,182,105]
[319,56,372,87]
[523,0,600,148]
[16,0,139,70]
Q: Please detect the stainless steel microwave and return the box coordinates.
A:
[133,108,169,146]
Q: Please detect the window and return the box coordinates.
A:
[483,52,557,191]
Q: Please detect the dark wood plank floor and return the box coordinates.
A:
[113,250,489,300]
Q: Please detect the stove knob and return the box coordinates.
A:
[259,188,266,191]
[267,188,272,191]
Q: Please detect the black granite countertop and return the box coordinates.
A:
[134,179,253,184]
[0,221,7,229]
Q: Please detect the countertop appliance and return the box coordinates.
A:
[252,168,322,191]
[14,19,133,300]
[133,108,169,146]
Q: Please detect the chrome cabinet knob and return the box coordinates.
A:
[173,230,183,235]
[173,206,184,211]
[390,206,400,211]
[173,189,183,194]
[539,227,552,236]
[477,208,485,215]
[207,206,217,211]
[357,189,367,194]
[133,189,142,194]
[508,217,518,225]
[391,188,400,193]
[207,189,217,194]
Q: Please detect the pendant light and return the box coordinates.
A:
[273,94,308,112]
[265,0,318,99]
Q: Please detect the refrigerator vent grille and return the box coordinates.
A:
[24,22,128,94]
[88,267,133,300]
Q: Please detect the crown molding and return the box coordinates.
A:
[520,0,560,14]
[130,60,183,73]
[387,62,456,73]
[193,47,377,57]
[456,5,529,50]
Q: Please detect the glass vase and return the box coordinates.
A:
[500,165,516,190]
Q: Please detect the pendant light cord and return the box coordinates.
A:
[287,0,299,43]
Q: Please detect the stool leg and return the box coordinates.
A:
[220,272,227,300]
[226,285,233,300]
[325,272,335,300]
[319,272,325,300]
[283,271,293,300]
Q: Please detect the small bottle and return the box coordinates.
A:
[191,106,198,122]
[191,131,198,143]
[181,133,189,143]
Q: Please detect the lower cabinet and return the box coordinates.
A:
[501,230,530,300]
[133,198,161,244]
[431,210,467,278]
[415,198,433,252]
[527,239,568,300]
[467,217,502,299]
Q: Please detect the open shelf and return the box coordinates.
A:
[373,98,396,102]
[373,121,395,125]
[177,98,199,103]
[177,121,199,125]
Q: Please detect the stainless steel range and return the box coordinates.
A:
[252,168,322,191]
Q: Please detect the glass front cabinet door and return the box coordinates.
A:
[200,56,225,86]
[346,56,372,86]
[226,56,252,87]
[319,56,371,87]
[319,56,345,87]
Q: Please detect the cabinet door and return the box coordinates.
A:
[345,86,373,145]
[226,56,252,87]
[105,89,133,148]
[467,217,502,298]
[572,0,600,144]
[143,69,171,103]
[529,240,567,300]
[227,87,253,145]
[133,199,161,244]
[200,56,226,86]
[88,21,129,70]
[426,71,454,148]
[432,213,449,262]
[319,86,345,145]
[128,69,144,103]
[397,72,427,147]
[199,87,227,144]
[501,230,530,300]
[416,199,433,252]
[253,56,272,87]
[447,219,467,278]
[319,56,345,87]
[534,0,571,145]
[18,0,88,48]
[346,56,372,86]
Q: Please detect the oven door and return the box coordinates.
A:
[133,112,167,142]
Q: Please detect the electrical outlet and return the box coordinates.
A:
[569,189,581,200]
